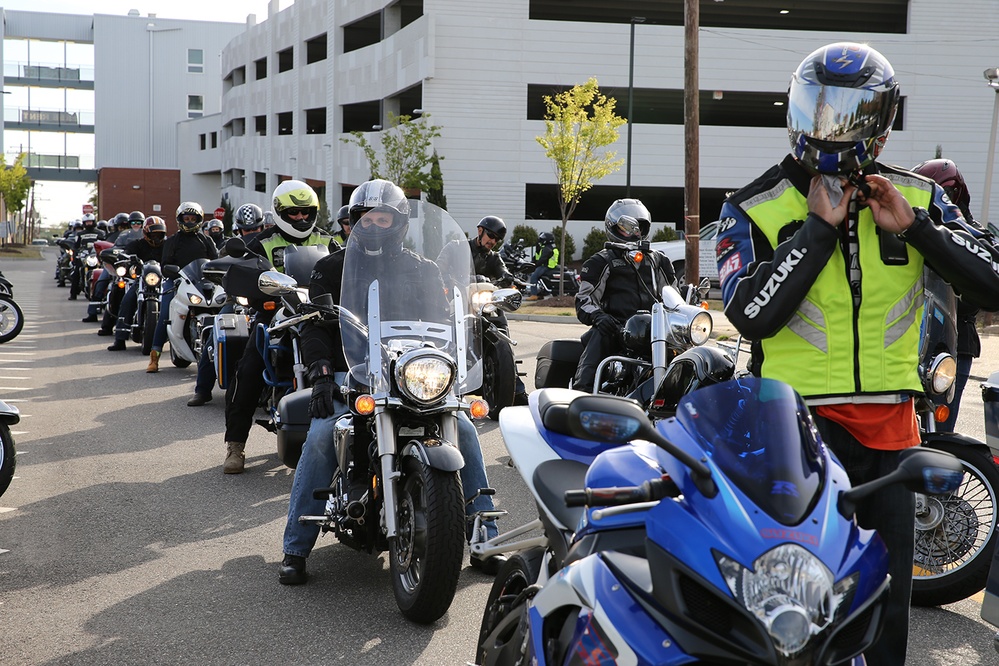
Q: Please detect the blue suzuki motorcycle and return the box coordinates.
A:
[476,377,963,665]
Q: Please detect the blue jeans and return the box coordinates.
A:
[151,278,175,353]
[283,387,497,558]
[528,265,549,295]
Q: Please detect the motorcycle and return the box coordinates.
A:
[131,259,164,355]
[162,258,229,369]
[475,380,964,665]
[295,201,509,623]
[499,239,535,282]
[0,272,23,344]
[910,268,999,606]
[0,399,19,497]
[55,238,75,288]
[98,245,136,324]
[470,281,524,420]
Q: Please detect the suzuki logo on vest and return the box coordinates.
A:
[743,248,807,319]
[951,234,999,275]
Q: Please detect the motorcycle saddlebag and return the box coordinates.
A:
[275,388,312,468]
[983,370,999,453]
[215,313,250,390]
[535,339,584,389]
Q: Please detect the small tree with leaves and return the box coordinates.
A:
[341,112,443,193]
[425,150,447,210]
[0,153,32,241]
[536,78,625,294]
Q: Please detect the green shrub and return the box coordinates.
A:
[582,227,606,261]
[551,226,576,261]
[650,226,679,242]
[511,224,538,249]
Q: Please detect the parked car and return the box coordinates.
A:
[650,219,720,286]
[31,238,49,246]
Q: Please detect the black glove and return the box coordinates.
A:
[308,361,339,419]
[593,312,618,337]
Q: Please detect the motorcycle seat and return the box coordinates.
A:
[534,387,588,436]
[532,459,589,532]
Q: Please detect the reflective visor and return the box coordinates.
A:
[788,83,895,143]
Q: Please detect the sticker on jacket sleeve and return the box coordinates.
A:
[719,252,742,285]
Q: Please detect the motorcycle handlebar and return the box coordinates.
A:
[564,476,679,508]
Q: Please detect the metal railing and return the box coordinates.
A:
[3,61,94,83]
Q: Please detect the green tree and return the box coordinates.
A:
[219,198,234,235]
[425,150,448,210]
[341,112,443,193]
[536,78,625,294]
[0,153,32,239]
[650,226,679,242]
[511,224,538,249]
[86,182,99,217]
[582,226,606,260]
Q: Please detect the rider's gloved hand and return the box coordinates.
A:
[593,312,619,337]
[308,360,339,419]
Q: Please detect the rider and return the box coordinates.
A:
[716,42,999,664]
[104,213,131,245]
[230,203,264,244]
[106,216,167,351]
[525,231,558,300]
[331,204,350,245]
[69,213,105,301]
[572,199,676,393]
[277,178,504,585]
[204,218,227,250]
[146,202,218,373]
[911,159,987,432]
[222,180,336,474]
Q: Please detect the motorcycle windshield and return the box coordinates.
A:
[675,377,825,526]
[919,267,957,360]
[180,258,208,282]
[340,201,481,395]
[283,244,330,286]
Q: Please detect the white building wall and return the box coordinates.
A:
[213,0,999,247]
[177,113,223,209]
[93,13,244,171]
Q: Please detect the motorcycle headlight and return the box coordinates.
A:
[236,296,249,307]
[470,289,493,312]
[394,349,456,405]
[144,272,161,287]
[669,307,713,346]
[716,544,857,658]
[188,293,204,306]
[85,255,99,267]
[115,266,127,277]
[926,353,957,395]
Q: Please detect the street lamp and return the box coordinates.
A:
[983,68,999,222]
[626,16,645,198]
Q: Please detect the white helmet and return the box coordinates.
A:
[271,180,319,240]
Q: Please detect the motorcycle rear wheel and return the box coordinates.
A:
[141,300,158,356]
[390,457,464,624]
[483,338,516,421]
[0,423,16,497]
[476,547,544,665]
[0,297,25,344]
[912,439,999,606]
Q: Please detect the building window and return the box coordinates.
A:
[255,115,266,136]
[188,94,204,119]
[188,48,204,73]
[199,133,206,150]
[305,33,327,64]
[232,117,245,137]
[255,171,267,193]
[255,57,267,80]
[342,100,381,133]
[211,131,218,148]
[344,13,381,53]
[276,111,293,135]
[305,108,326,134]
[277,47,294,73]
[231,169,246,188]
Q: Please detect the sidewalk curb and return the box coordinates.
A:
[508,313,579,325]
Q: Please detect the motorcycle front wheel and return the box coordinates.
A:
[483,337,516,421]
[0,297,25,344]
[476,547,544,665]
[912,438,999,606]
[390,457,464,624]
[141,299,159,356]
[169,345,191,368]
[0,423,16,497]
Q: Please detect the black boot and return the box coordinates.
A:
[82,314,99,323]
[278,554,307,585]
[107,339,126,352]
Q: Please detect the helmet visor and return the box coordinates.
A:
[788,83,895,144]
[613,215,643,241]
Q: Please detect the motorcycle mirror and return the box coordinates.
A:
[162,264,180,279]
[491,288,522,313]
[224,237,247,258]
[838,447,963,519]
[258,270,299,295]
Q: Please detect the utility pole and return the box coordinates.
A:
[683,0,700,287]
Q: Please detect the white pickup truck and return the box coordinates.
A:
[649,220,720,286]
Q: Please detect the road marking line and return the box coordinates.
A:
[0,507,15,513]
[0,549,9,555]
[10,430,26,435]
[0,387,29,391]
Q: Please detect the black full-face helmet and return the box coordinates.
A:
[787,42,900,176]
[113,213,130,230]
[605,199,651,243]
[347,179,411,253]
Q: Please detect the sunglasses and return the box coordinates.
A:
[483,229,501,241]
[285,208,311,217]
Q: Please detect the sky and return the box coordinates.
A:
[2,1,290,229]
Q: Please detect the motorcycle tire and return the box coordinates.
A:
[673,260,687,291]
[390,456,465,624]
[169,346,191,369]
[141,300,159,356]
[912,438,999,607]
[476,547,544,665]
[0,297,24,344]
[0,423,14,497]
[483,338,516,421]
